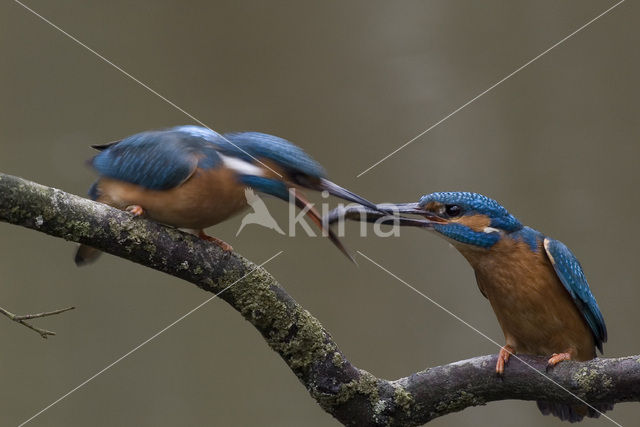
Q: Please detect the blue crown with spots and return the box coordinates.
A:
[418,192,522,232]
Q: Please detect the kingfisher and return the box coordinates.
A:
[75,125,378,265]
[329,192,610,422]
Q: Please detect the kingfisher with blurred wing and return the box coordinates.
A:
[329,192,610,422]
[75,125,378,265]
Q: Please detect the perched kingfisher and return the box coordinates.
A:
[75,125,378,265]
[329,192,610,422]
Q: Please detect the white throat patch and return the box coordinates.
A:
[482,226,501,234]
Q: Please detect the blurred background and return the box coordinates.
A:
[1,1,638,426]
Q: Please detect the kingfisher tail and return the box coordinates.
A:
[537,400,614,423]
[75,244,102,266]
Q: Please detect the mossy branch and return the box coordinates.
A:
[1,172,638,426]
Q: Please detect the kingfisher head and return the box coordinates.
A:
[375,192,523,249]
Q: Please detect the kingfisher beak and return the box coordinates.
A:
[326,202,444,228]
[318,178,381,212]
[376,202,448,225]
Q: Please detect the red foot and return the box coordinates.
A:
[126,205,145,217]
[546,352,572,372]
[496,345,515,375]
[198,231,233,252]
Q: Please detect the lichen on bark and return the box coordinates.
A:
[1,172,639,426]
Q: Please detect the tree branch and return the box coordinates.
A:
[0,305,75,338]
[0,172,638,426]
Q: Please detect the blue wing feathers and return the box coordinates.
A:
[90,126,325,193]
[91,127,222,190]
[221,132,326,178]
[544,238,607,352]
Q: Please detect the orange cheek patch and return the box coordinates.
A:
[423,201,442,211]
[454,214,491,232]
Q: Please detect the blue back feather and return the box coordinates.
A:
[544,238,607,352]
[92,127,224,190]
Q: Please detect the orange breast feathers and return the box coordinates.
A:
[96,167,248,230]
[457,237,596,361]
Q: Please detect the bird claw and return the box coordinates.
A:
[125,205,145,217]
[495,345,514,376]
[198,231,233,252]
[546,352,572,372]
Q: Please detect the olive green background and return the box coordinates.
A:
[1,1,638,426]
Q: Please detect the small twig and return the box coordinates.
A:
[0,305,75,338]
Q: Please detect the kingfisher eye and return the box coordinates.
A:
[445,204,463,217]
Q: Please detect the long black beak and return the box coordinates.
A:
[318,179,382,212]
[289,189,357,264]
[326,202,443,228]
[376,202,430,215]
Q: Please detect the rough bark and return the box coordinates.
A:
[1,172,638,426]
